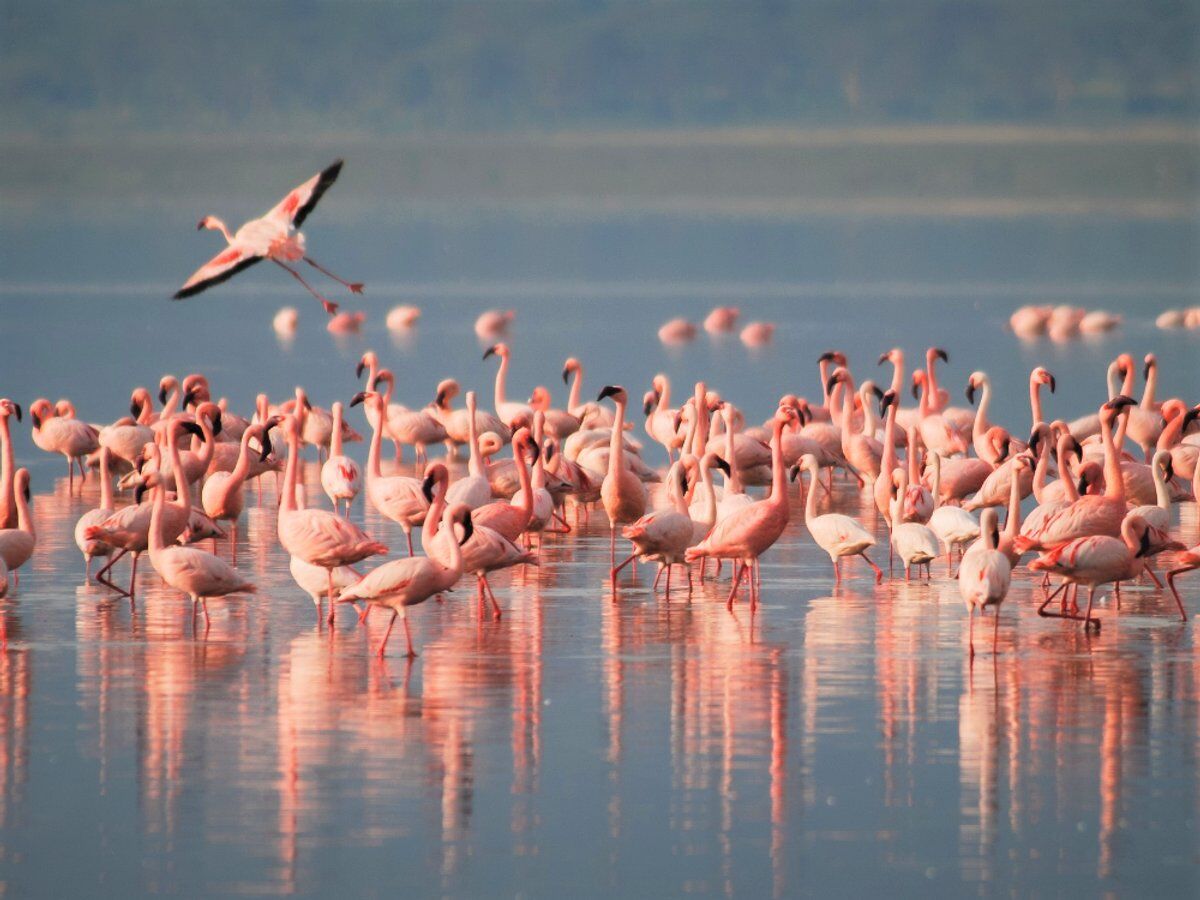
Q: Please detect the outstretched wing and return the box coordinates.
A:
[172,245,262,300]
[265,159,343,229]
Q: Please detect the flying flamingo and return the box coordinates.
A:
[173,160,361,316]
[320,402,361,515]
[338,503,473,657]
[958,508,1012,658]
[276,413,388,622]
[685,406,798,609]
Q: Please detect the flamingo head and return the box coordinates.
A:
[529,386,551,411]
[28,398,54,430]
[1143,353,1157,380]
[421,463,449,503]
[818,350,847,368]
[433,379,459,409]
[157,375,178,406]
[879,390,897,417]
[371,369,395,394]
[1032,367,1056,392]
[928,347,949,365]
[0,398,21,423]
[597,385,626,405]
[642,392,657,417]
[561,358,580,384]
[965,371,986,405]
[482,342,509,361]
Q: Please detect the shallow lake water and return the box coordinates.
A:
[0,192,1199,895]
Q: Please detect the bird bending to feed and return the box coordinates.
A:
[173,160,362,316]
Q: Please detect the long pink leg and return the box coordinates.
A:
[273,259,339,315]
[611,553,637,585]
[1167,565,1196,621]
[378,610,398,657]
[304,256,364,293]
[993,603,1001,653]
[664,564,672,601]
[725,562,746,611]
[861,552,883,584]
[95,548,129,595]
[482,576,503,620]
[968,606,975,659]
[326,569,337,624]
[403,616,417,658]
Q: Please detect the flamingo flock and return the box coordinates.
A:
[0,332,1196,661]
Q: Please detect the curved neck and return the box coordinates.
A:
[926,354,943,409]
[330,404,344,457]
[1004,465,1022,537]
[1152,457,1170,509]
[366,401,385,478]
[14,479,32,538]
[229,429,255,488]
[767,418,788,509]
[99,450,113,509]
[493,353,510,413]
[974,376,993,437]
[724,415,743,493]
[818,359,833,410]
[1029,376,1044,429]
[906,427,921,483]
[656,380,671,411]
[803,464,820,525]
[1157,409,1186,450]
[1141,361,1158,408]
[195,416,214,467]
[421,477,449,555]
[916,377,932,418]
[880,403,898,475]
[148,480,167,556]
[166,434,191,509]
[567,366,582,413]
[513,442,533,517]
[207,217,235,243]
[700,462,718,523]
[888,353,905,396]
[280,426,300,515]
[136,395,153,424]
[466,397,483,477]
[439,515,466,583]
[1118,364,1135,399]
[1100,414,1124,500]
[0,415,13,527]
[161,386,179,418]
[929,452,942,509]
[608,399,627,474]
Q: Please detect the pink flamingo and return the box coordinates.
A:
[740,322,775,346]
[173,160,361,315]
[74,446,115,578]
[202,422,274,552]
[1167,545,1200,621]
[597,386,649,565]
[28,398,99,489]
[386,305,421,330]
[793,453,882,585]
[685,406,798,609]
[958,508,1012,658]
[616,462,696,598]
[482,342,533,427]
[471,428,538,543]
[276,414,388,622]
[475,309,514,340]
[351,391,428,554]
[1016,397,1133,553]
[338,503,473,657]
[703,306,740,334]
[0,470,35,588]
[320,402,361,515]
[658,318,698,344]
[145,469,255,629]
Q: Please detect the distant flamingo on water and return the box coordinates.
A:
[173,160,362,316]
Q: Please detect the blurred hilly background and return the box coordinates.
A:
[1,1,1196,288]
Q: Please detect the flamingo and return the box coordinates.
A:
[471,428,538,543]
[1029,513,1167,629]
[888,466,941,581]
[28,398,99,489]
[958,508,1012,658]
[339,503,473,657]
[617,462,697,598]
[703,306,740,334]
[387,305,421,330]
[511,411,555,542]
[445,391,495,510]
[422,469,534,620]
[430,380,511,452]
[644,375,684,462]
[685,406,797,608]
[173,159,361,316]
[1166,544,1200,621]
[1016,397,1133,552]
[526,386,580,441]
[286,484,362,621]
[1126,353,1164,459]
[740,322,775,346]
[597,386,649,564]
[474,309,514,340]
[0,470,35,588]
[320,402,361,515]
[827,368,883,481]
[482,343,533,427]
[350,391,429,554]
[74,446,115,578]
[86,424,199,598]
[561,357,615,428]
[792,453,882,585]
[203,423,274,551]
[925,452,980,573]
[144,469,255,628]
[276,414,388,622]
[372,370,447,465]
[658,318,698,344]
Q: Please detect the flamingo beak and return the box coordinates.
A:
[1047,373,1057,393]
[1136,528,1152,558]
[421,473,436,503]
[789,464,802,483]
[356,360,366,379]
[129,398,140,417]
[179,421,204,438]
[561,367,570,384]
[597,385,620,402]
[1143,359,1153,380]
[965,383,977,405]
[258,434,271,462]
[642,396,655,416]
[713,456,731,475]
[211,411,223,436]
[12,403,21,423]
[1028,428,1041,457]
[459,511,474,546]
[1071,437,1083,456]
[933,347,949,363]
[195,218,206,230]
[350,392,369,408]
[1164,456,1175,481]
[30,410,42,429]
[818,351,837,363]
[1106,395,1136,412]
[825,375,839,394]
[482,345,498,361]
[158,385,169,405]
[877,352,889,365]
[135,482,148,504]
[434,389,447,407]
[302,396,313,411]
